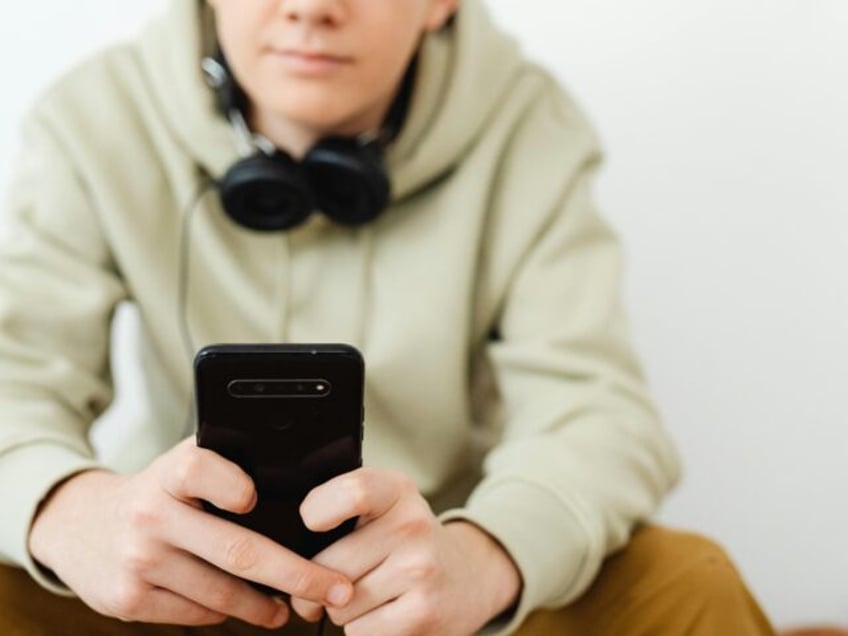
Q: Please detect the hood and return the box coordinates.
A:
[136,0,524,201]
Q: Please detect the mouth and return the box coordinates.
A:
[269,48,354,76]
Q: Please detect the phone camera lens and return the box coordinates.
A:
[296,383,305,393]
[254,383,266,394]
[229,383,240,395]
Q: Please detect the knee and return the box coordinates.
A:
[637,527,751,608]
[0,564,89,633]
[516,527,773,636]
[0,564,42,631]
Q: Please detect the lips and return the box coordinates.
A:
[269,47,354,76]
[281,49,351,62]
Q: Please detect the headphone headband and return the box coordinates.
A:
[201,51,412,232]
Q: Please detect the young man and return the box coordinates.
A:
[0,0,775,634]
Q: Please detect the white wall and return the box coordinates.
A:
[1,0,846,628]
[482,1,848,627]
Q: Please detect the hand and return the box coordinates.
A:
[290,468,522,636]
[28,438,353,627]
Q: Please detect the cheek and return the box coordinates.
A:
[358,31,420,92]
[214,6,265,64]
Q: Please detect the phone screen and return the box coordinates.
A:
[195,344,364,560]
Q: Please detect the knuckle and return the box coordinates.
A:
[231,479,255,512]
[343,475,369,511]
[293,598,324,622]
[125,498,160,530]
[210,613,230,626]
[121,545,159,576]
[392,471,418,495]
[212,612,229,625]
[404,593,437,632]
[288,568,322,600]
[327,608,345,627]
[403,551,439,582]
[396,515,432,539]
[173,451,203,492]
[206,584,240,612]
[109,580,147,619]
[223,536,259,574]
[195,611,228,627]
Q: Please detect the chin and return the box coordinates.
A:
[279,105,370,138]
[259,80,378,135]
[287,106,350,132]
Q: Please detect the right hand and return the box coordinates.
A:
[27,438,354,628]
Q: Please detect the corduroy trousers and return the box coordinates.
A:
[0,526,775,635]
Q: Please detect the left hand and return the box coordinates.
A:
[290,467,522,636]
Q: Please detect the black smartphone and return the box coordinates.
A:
[194,343,364,560]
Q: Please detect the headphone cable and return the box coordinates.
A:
[176,175,216,439]
[177,175,216,365]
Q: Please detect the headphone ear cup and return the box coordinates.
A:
[303,138,390,227]
[218,152,313,231]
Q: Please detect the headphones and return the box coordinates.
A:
[201,52,406,232]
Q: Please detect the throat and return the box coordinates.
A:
[248,109,320,159]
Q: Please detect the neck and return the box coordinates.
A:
[248,99,391,160]
[248,111,320,159]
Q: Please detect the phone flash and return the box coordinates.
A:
[316,384,326,392]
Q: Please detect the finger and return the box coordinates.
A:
[342,595,424,636]
[163,504,353,608]
[300,468,408,533]
[161,443,257,514]
[146,548,289,629]
[112,585,227,626]
[290,597,325,623]
[310,516,395,581]
[325,558,407,627]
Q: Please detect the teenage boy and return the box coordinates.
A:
[0,1,775,634]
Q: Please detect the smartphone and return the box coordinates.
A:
[194,343,364,560]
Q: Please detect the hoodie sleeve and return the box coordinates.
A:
[439,87,682,634]
[0,111,124,592]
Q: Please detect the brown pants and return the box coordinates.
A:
[0,526,775,635]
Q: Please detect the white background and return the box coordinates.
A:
[1,0,846,629]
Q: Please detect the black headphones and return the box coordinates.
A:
[201,52,409,232]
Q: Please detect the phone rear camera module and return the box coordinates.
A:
[228,379,331,398]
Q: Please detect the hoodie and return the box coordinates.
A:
[0,0,681,633]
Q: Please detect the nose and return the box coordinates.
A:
[277,0,348,28]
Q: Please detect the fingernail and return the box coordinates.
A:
[327,583,352,607]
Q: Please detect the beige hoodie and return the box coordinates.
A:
[0,0,680,632]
